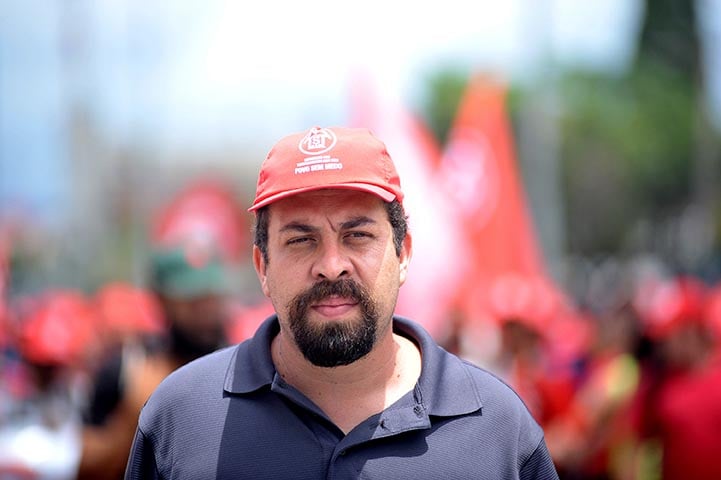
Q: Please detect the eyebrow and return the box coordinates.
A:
[279,222,317,234]
[340,216,376,230]
[279,216,377,234]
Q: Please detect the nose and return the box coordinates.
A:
[311,240,352,281]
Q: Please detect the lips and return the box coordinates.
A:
[311,296,359,317]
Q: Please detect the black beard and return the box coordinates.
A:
[168,321,226,363]
[286,279,379,367]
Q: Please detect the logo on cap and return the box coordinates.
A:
[299,127,337,155]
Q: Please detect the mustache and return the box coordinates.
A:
[289,279,369,315]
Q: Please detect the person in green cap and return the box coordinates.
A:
[148,247,231,363]
[77,245,232,480]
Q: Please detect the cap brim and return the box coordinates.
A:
[248,183,397,211]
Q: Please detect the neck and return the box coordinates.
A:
[272,324,421,433]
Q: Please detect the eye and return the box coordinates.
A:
[286,236,314,246]
[344,231,373,241]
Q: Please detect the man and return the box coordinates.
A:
[79,247,231,479]
[629,276,721,480]
[125,126,559,479]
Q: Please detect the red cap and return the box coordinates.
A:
[249,126,404,211]
[19,290,97,367]
[488,274,563,332]
[95,282,164,337]
[634,276,707,339]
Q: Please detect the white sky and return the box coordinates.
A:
[84,0,647,152]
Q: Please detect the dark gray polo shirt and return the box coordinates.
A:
[125,316,559,479]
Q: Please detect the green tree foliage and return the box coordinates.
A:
[636,0,700,77]
[558,62,697,253]
[421,68,469,146]
[558,0,707,255]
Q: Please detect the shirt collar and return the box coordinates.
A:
[223,315,279,394]
[223,315,482,418]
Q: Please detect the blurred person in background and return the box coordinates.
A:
[0,237,13,423]
[0,236,9,354]
[77,245,233,480]
[0,290,97,479]
[483,275,579,450]
[703,281,721,351]
[626,276,721,480]
[494,315,565,422]
[552,302,642,480]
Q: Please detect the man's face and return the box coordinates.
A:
[659,323,705,369]
[161,294,228,360]
[253,190,411,367]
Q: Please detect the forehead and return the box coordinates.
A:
[267,190,388,225]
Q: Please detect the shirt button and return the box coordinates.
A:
[339,450,347,456]
[413,405,423,416]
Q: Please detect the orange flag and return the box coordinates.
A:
[438,75,563,330]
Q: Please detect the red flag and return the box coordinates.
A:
[439,75,565,329]
[151,179,249,263]
[348,73,468,340]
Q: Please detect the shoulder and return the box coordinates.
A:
[461,359,543,432]
[411,341,555,476]
[138,318,279,428]
[441,356,550,467]
[398,316,535,421]
[461,358,531,408]
[435,345,538,420]
[403,316,544,448]
[139,344,238,423]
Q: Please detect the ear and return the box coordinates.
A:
[398,232,412,286]
[253,246,271,297]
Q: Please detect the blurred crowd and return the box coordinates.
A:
[1,179,720,480]
[448,272,721,480]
